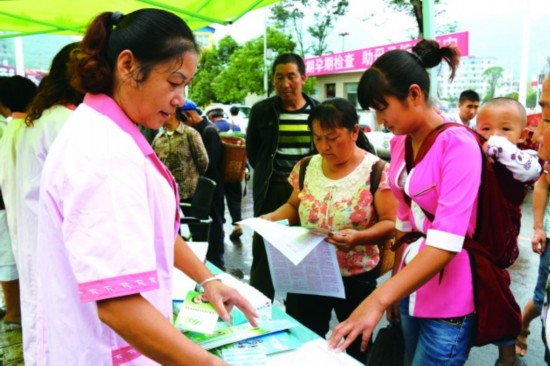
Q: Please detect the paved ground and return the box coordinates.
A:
[0,179,545,365]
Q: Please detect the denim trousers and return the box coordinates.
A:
[534,241,550,311]
[399,297,474,366]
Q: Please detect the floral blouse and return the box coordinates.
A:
[288,151,391,276]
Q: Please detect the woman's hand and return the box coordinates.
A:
[532,228,547,255]
[326,229,360,252]
[259,213,274,221]
[328,293,386,353]
[202,281,258,327]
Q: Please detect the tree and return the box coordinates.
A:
[308,0,349,55]
[211,28,296,102]
[270,1,308,56]
[526,86,538,109]
[378,0,456,38]
[188,36,240,106]
[270,0,349,56]
[482,66,504,101]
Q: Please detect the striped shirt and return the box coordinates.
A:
[273,105,313,177]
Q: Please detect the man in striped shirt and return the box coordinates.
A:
[246,53,318,301]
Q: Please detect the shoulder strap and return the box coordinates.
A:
[405,123,460,172]
[299,156,313,190]
[370,159,386,197]
[404,123,462,212]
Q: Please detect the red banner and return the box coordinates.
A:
[305,31,469,77]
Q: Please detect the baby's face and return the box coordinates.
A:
[476,105,523,145]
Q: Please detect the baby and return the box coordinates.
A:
[476,97,541,366]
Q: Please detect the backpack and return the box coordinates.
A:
[298,155,394,277]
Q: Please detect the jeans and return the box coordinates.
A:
[534,241,550,311]
[399,297,474,366]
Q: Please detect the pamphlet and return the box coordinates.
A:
[174,291,219,334]
[184,318,298,350]
[265,239,345,299]
[221,347,267,366]
[239,218,326,265]
[212,330,301,357]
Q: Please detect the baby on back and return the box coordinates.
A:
[476,97,540,207]
[476,97,541,366]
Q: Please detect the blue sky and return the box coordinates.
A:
[213,0,550,80]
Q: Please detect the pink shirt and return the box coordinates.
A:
[390,126,481,318]
[36,94,179,365]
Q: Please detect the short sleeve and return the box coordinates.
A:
[288,160,302,191]
[487,135,541,183]
[61,147,159,302]
[377,162,391,191]
[395,203,412,232]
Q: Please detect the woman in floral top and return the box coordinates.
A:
[262,98,397,361]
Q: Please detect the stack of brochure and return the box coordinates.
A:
[215,272,272,323]
[184,319,298,351]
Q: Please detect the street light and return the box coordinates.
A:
[338,32,349,53]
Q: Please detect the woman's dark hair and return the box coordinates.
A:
[0,75,38,113]
[307,98,375,154]
[70,9,200,95]
[357,39,460,111]
[25,42,84,127]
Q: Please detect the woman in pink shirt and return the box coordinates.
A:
[329,40,481,365]
[36,9,256,366]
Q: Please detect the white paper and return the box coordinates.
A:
[265,239,345,299]
[172,241,209,300]
[267,338,362,365]
[222,347,268,366]
[239,218,326,265]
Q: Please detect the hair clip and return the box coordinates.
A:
[111,11,124,26]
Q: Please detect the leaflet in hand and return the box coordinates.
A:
[239,218,327,265]
[174,291,219,334]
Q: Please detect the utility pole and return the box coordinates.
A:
[338,32,349,53]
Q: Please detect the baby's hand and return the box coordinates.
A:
[481,141,495,164]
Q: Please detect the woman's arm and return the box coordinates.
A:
[328,245,456,352]
[261,188,301,226]
[326,188,398,250]
[532,174,549,254]
[97,294,226,366]
[173,235,258,325]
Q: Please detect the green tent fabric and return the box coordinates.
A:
[0,0,279,39]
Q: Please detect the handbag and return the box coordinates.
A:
[366,322,405,366]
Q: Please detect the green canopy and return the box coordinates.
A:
[0,0,279,39]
